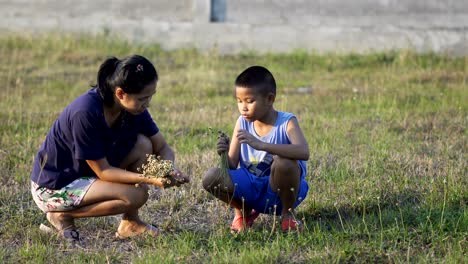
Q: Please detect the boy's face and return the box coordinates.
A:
[235,86,274,122]
[116,81,157,115]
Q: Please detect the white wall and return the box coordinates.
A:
[0,0,466,55]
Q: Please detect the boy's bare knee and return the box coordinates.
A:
[272,156,297,171]
[202,168,222,191]
[272,157,300,178]
[270,157,300,191]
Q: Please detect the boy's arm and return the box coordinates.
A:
[227,119,241,169]
[237,117,309,160]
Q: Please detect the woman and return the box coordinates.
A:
[31,55,189,242]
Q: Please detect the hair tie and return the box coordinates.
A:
[136,64,144,72]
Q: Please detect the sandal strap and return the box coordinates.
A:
[63,229,80,241]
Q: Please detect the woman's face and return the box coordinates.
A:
[116,80,157,115]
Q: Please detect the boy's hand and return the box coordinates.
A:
[237,129,264,150]
[216,135,230,155]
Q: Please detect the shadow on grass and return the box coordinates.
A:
[300,189,466,232]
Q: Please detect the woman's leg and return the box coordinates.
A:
[269,156,301,218]
[47,181,151,233]
[119,134,153,172]
[47,134,156,236]
[114,133,154,235]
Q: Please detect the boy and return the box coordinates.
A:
[203,66,309,232]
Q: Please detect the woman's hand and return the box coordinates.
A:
[142,169,189,188]
[169,169,190,185]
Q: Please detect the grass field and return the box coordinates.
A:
[0,33,466,263]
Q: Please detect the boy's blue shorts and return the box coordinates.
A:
[229,167,309,215]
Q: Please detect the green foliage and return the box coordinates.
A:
[0,33,466,263]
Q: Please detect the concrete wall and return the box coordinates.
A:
[227,0,468,24]
[0,0,466,55]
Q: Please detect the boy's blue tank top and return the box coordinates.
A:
[238,111,307,177]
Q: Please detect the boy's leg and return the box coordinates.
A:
[203,168,254,212]
[269,156,301,219]
[202,167,238,205]
[203,168,259,232]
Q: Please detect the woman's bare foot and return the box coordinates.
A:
[46,212,75,231]
[44,212,83,246]
[116,219,159,238]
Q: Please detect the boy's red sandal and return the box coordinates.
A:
[230,210,260,233]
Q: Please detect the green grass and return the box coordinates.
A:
[0,32,466,263]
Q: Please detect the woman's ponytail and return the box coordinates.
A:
[96,57,120,107]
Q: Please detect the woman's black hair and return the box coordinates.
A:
[96,55,158,106]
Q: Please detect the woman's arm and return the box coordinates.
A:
[149,132,175,163]
[149,132,190,183]
[86,158,168,188]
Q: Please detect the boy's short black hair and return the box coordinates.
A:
[235,66,276,96]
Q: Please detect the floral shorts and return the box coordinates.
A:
[31,177,97,213]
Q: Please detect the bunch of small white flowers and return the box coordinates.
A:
[138,154,174,179]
